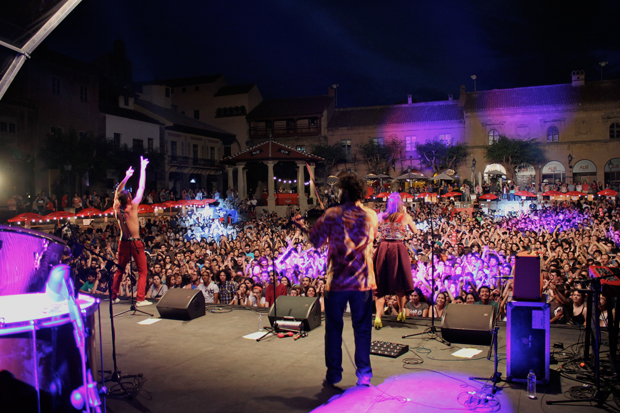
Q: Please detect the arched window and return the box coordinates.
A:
[547,126,559,142]
[610,123,620,139]
[488,129,499,145]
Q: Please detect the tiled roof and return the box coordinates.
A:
[246,95,332,120]
[101,105,163,125]
[221,140,323,164]
[135,99,235,143]
[465,80,620,111]
[215,84,256,96]
[328,101,464,128]
[139,74,223,88]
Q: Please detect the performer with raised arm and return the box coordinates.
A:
[110,156,152,307]
[373,192,417,329]
[293,174,378,387]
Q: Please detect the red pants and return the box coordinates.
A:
[111,240,148,301]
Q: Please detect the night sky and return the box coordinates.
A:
[44,0,620,107]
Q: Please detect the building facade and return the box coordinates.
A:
[327,72,620,192]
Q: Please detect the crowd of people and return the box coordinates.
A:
[57,181,620,328]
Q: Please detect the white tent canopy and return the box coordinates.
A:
[0,0,82,100]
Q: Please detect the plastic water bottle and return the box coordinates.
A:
[527,370,536,399]
[258,313,263,331]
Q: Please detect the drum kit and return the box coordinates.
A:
[0,226,105,412]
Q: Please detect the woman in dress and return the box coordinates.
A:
[373,192,417,329]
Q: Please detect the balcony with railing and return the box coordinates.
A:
[250,117,321,139]
[168,155,220,169]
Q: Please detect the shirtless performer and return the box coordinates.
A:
[110,156,151,306]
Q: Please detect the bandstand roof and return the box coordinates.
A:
[220,140,323,164]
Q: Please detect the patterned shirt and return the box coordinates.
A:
[217,280,238,304]
[309,202,378,292]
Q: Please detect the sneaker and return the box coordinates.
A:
[135,300,153,307]
[113,298,120,304]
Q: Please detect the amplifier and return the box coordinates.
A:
[370,341,409,358]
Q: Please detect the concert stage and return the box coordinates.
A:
[99,301,613,413]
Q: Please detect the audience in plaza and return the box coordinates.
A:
[6,180,617,327]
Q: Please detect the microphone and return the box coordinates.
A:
[46,264,71,302]
[47,265,85,349]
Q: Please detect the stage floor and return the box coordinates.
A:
[95,300,617,413]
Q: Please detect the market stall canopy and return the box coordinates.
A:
[485,170,506,176]
[7,212,43,223]
[364,173,378,180]
[514,191,536,198]
[326,175,339,184]
[76,207,102,218]
[479,193,498,200]
[395,172,427,180]
[0,0,82,100]
[433,173,455,181]
[598,189,618,197]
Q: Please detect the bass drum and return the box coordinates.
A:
[0,293,99,413]
[0,226,69,296]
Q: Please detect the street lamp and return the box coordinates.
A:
[471,158,476,172]
[471,75,477,92]
[568,154,573,169]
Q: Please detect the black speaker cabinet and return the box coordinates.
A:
[156,289,205,320]
[506,301,550,383]
[268,296,322,331]
[441,304,496,345]
[514,255,542,301]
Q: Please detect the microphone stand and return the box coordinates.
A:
[113,238,153,318]
[65,224,144,399]
[402,208,450,345]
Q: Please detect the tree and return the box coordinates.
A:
[39,129,111,193]
[415,137,468,174]
[484,135,545,182]
[356,134,404,174]
[310,142,346,186]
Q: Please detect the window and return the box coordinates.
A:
[52,77,60,95]
[148,138,154,151]
[547,126,559,142]
[194,110,200,120]
[51,126,62,137]
[488,129,499,145]
[0,122,6,132]
[80,85,88,102]
[133,139,144,151]
[341,139,352,161]
[193,144,199,159]
[210,147,215,160]
[405,136,416,151]
[165,88,170,97]
[372,137,384,146]
[8,123,16,133]
[610,123,620,139]
[439,134,451,144]
[170,141,177,157]
[123,96,129,106]
[113,132,121,147]
[296,145,306,152]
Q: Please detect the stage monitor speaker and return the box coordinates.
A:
[268,296,321,331]
[513,255,541,301]
[506,301,550,384]
[441,304,496,345]
[156,289,205,320]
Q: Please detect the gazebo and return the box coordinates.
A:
[220,140,323,214]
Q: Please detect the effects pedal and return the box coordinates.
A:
[370,340,409,358]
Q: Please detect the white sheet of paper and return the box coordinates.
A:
[138,318,162,325]
[452,348,483,358]
[243,331,271,340]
